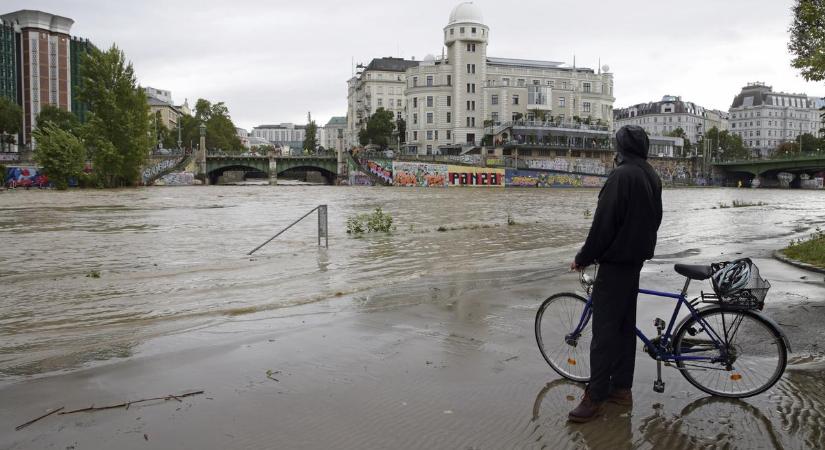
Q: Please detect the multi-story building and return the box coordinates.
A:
[147,96,181,132]
[145,86,172,104]
[251,123,306,149]
[613,95,724,149]
[729,82,823,157]
[346,57,418,147]
[399,3,615,155]
[0,10,94,148]
[323,116,346,151]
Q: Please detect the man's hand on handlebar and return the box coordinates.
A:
[570,261,585,272]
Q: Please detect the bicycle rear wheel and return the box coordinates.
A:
[673,307,787,398]
[535,293,592,382]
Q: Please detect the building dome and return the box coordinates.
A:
[448,2,483,25]
[421,54,436,65]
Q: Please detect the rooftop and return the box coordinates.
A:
[365,57,419,73]
[487,57,566,70]
[325,116,347,127]
[448,2,484,25]
[0,10,73,34]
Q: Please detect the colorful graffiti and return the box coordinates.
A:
[142,156,186,184]
[392,162,449,187]
[156,172,195,186]
[505,169,605,188]
[361,159,393,184]
[346,158,374,186]
[447,165,504,187]
[526,158,609,175]
[5,166,49,188]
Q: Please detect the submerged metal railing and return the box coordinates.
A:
[248,205,328,255]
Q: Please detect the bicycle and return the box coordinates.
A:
[535,261,791,398]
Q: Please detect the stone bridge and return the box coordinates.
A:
[205,154,338,184]
[713,155,825,187]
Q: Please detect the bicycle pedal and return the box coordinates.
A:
[653,380,665,393]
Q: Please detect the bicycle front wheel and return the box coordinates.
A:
[535,293,591,382]
[673,307,787,398]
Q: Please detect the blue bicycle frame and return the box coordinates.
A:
[568,281,730,364]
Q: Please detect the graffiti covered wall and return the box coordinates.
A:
[361,159,393,184]
[156,172,195,186]
[347,158,373,186]
[392,162,449,187]
[5,166,48,187]
[505,169,606,188]
[447,165,504,187]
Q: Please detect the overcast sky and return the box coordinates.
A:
[4,0,823,130]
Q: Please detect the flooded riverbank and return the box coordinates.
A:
[1,186,825,448]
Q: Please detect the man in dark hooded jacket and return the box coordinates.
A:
[568,125,663,423]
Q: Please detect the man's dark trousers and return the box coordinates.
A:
[588,262,643,401]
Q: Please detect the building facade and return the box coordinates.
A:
[251,123,306,149]
[350,3,615,155]
[323,116,346,151]
[346,57,418,147]
[0,18,17,104]
[613,95,727,152]
[728,82,823,157]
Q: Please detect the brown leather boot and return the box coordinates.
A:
[568,390,604,423]
[607,388,633,406]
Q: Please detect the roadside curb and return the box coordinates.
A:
[772,250,825,275]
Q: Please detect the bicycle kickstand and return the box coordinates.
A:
[653,318,666,393]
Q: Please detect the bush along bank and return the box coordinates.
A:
[782,227,825,270]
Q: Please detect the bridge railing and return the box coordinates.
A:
[207,150,337,158]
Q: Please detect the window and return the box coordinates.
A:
[583,82,591,93]
[427,145,433,153]
[533,79,540,85]
[583,102,591,113]
[427,112,433,124]
[427,96,433,107]
[460,27,465,33]
[413,97,418,108]
[426,76,433,86]
[466,43,476,52]
[412,76,418,87]
[446,130,451,140]
[450,28,454,35]
[427,130,433,140]
[447,95,451,106]
[559,97,565,107]
[466,83,475,93]
[447,75,451,86]
[466,64,475,74]
[377,98,383,107]
[435,130,439,140]
[512,95,519,105]
[397,99,402,107]
[547,80,554,87]
[491,112,499,122]
[413,113,418,124]
[413,131,418,140]
[517,79,525,87]
[491,94,499,105]
[467,117,471,127]
[512,113,520,121]
[471,27,476,33]
[502,77,510,86]
[446,112,451,123]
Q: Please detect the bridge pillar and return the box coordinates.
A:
[269,157,278,185]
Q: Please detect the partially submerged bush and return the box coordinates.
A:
[347,207,395,234]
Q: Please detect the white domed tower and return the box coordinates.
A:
[444,2,488,146]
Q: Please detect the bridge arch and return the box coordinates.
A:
[207,164,269,185]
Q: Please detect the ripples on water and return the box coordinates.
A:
[0,186,824,381]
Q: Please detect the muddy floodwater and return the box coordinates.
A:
[2,186,825,449]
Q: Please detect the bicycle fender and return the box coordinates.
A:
[678,305,792,353]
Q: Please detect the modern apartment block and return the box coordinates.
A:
[251,123,307,149]
[728,82,823,157]
[346,57,419,147]
[0,10,95,148]
[613,95,727,148]
[346,2,615,155]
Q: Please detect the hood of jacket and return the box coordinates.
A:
[616,125,650,160]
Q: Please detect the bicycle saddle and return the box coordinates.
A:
[674,264,712,280]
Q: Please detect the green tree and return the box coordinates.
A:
[303,117,318,153]
[33,123,85,189]
[0,97,22,151]
[359,108,395,148]
[789,0,825,82]
[799,132,819,153]
[150,111,179,149]
[36,105,80,134]
[78,45,151,187]
[776,141,801,158]
[191,99,242,152]
[718,130,748,161]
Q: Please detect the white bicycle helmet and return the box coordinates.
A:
[712,259,751,295]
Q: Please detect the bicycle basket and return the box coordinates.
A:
[709,258,770,310]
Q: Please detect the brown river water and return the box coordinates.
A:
[2,186,825,448]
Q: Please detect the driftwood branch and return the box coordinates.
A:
[15,390,204,431]
[59,390,204,415]
[15,406,64,431]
